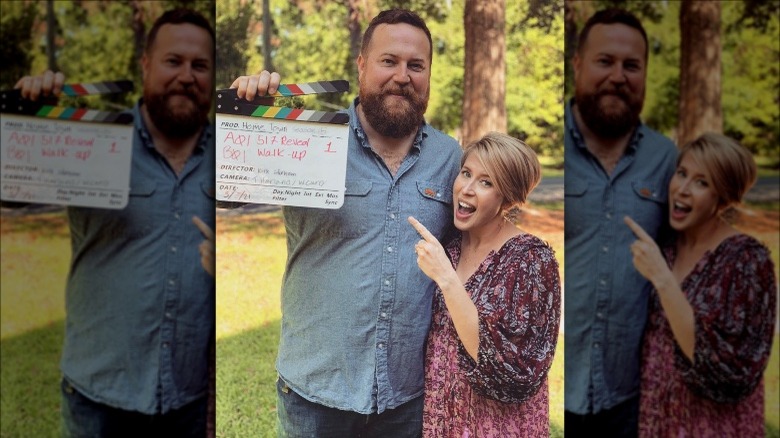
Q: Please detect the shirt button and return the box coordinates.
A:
[171,246,177,253]
[389,213,396,220]
[384,280,390,286]
[378,343,385,349]
[380,312,387,319]
[599,279,606,286]
[162,342,170,349]
[597,312,604,319]
[387,246,393,253]
[165,312,173,319]
[594,342,601,349]
[168,279,175,287]
[174,212,180,220]
[605,212,612,219]
[435,193,441,198]
[601,246,608,253]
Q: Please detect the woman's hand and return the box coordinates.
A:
[625,215,695,359]
[624,216,675,289]
[408,216,456,287]
[193,216,215,277]
[409,216,479,359]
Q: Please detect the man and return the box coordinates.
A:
[233,9,462,437]
[15,8,216,437]
[563,8,678,437]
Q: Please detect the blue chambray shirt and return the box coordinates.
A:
[563,100,677,414]
[277,98,462,414]
[60,101,215,414]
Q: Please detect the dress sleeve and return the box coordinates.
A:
[459,240,562,403]
[675,240,777,403]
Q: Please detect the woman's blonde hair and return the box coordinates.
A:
[462,132,541,221]
[678,133,757,210]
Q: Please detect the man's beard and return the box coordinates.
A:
[359,83,428,139]
[144,87,210,139]
[575,86,643,139]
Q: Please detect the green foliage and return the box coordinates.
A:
[216,0,256,89]
[216,0,563,156]
[565,1,779,159]
[0,2,40,90]
[53,2,138,110]
[506,0,565,156]
[4,1,216,111]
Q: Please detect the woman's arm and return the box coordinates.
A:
[408,216,479,359]
[624,216,695,360]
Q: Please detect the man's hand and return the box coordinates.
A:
[14,70,65,101]
[230,70,281,101]
[193,216,215,277]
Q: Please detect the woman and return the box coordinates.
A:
[624,133,777,437]
[409,132,560,437]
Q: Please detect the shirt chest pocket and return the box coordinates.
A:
[317,179,373,239]
[564,180,591,236]
[628,180,667,235]
[99,180,158,240]
[192,181,216,220]
[411,181,453,237]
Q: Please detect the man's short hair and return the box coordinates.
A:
[577,8,648,59]
[361,9,433,62]
[145,8,215,54]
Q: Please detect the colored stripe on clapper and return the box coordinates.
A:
[34,105,132,124]
[0,80,133,124]
[270,80,349,97]
[251,105,348,124]
[215,80,350,125]
[1,80,134,124]
[60,80,134,96]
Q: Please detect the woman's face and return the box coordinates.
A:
[452,153,507,233]
[668,152,722,232]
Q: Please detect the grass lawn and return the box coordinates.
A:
[1,206,778,437]
[214,208,566,436]
[1,210,70,438]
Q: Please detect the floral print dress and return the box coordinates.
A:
[423,233,561,438]
[639,234,777,438]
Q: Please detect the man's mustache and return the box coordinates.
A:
[382,84,415,100]
[596,87,631,103]
[166,87,200,101]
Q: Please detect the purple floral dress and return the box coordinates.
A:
[423,233,561,438]
[640,234,777,437]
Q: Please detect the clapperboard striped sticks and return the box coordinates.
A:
[216,80,350,125]
[0,80,134,124]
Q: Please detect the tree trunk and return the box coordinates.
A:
[262,0,274,72]
[130,0,145,76]
[346,0,362,85]
[461,0,506,146]
[46,0,58,71]
[677,0,722,146]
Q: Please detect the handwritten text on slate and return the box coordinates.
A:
[1,113,132,209]
[216,113,348,209]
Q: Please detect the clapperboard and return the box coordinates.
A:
[0,81,134,209]
[215,80,350,209]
